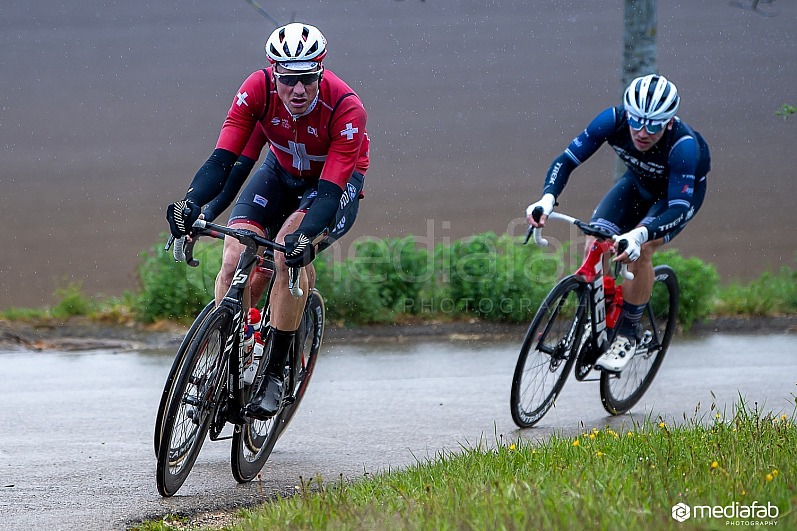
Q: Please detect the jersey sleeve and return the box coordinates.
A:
[320,95,368,189]
[215,71,268,157]
[543,107,617,197]
[643,135,701,240]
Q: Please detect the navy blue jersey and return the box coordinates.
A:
[542,105,710,240]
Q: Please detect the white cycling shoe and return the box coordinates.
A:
[595,333,637,373]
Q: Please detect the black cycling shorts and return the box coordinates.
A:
[591,171,707,243]
[228,151,363,251]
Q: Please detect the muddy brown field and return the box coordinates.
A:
[2,1,796,310]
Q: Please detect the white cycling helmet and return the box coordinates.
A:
[623,74,680,123]
[265,22,327,71]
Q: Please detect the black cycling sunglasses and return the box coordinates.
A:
[273,70,322,87]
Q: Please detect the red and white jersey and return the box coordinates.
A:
[216,67,369,189]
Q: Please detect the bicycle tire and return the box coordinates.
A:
[229,326,285,483]
[156,308,232,497]
[230,289,325,482]
[600,265,679,415]
[279,289,325,436]
[511,276,586,428]
[154,300,215,456]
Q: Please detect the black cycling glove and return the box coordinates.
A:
[284,232,316,267]
[166,200,202,238]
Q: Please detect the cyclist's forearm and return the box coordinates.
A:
[296,179,344,239]
[202,155,256,221]
[184,148,238,205]
[542,152,578,198]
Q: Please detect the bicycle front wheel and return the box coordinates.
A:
[600,265,679,415]
[154,300,215,456]
[156,309,231,497]
[230,325,285,483]
[511,276,586,428]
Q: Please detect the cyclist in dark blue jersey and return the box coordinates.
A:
[526,74,710,373]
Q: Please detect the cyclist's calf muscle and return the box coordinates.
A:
[623,238,664,305]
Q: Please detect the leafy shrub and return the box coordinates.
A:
[134,235,220,322]
[442,233,560,322]
[51,281,94,318]
[313,257,394,325]
[653,249,719,330]
[343,236,434,315]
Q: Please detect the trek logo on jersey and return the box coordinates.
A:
[548,161,563,186]
[340,123,358,140]
[236,91,249,107]
[660,214,685,232]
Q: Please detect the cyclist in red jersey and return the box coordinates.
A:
[167,22,369,419]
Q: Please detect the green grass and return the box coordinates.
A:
[135,400,797,530]
[714,267,797,316]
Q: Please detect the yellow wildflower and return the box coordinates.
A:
[766,474,773,482]
[772,469,779,478]
[509,443,516,451]
[711,461,719,469]
[572,440,580,447]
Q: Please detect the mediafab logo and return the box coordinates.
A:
[671,501,779,523]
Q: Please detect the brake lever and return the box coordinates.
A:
[288,267,304,298]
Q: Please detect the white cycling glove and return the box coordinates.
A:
[525,193,556,222]
[615,226,649,262]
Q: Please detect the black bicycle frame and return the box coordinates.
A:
[184,223,288,427]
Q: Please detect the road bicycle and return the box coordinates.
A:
[510,211,679,428]
[155,220,325,497]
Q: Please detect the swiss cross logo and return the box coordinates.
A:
[236,91,249,107]
[340,123,358,140]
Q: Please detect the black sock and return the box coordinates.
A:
[265,328,295,376]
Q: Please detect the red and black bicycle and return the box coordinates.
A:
[510,210,679,428]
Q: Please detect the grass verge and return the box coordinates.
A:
[135,400,796,530]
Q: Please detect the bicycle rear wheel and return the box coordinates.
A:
[156,309,231,497]
[600,265,679,415]
[154,300,215,456]
[511,276,586,428]
[230,289,325,482]
[279,289,325,435]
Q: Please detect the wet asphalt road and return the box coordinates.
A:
[1,334,796,530]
